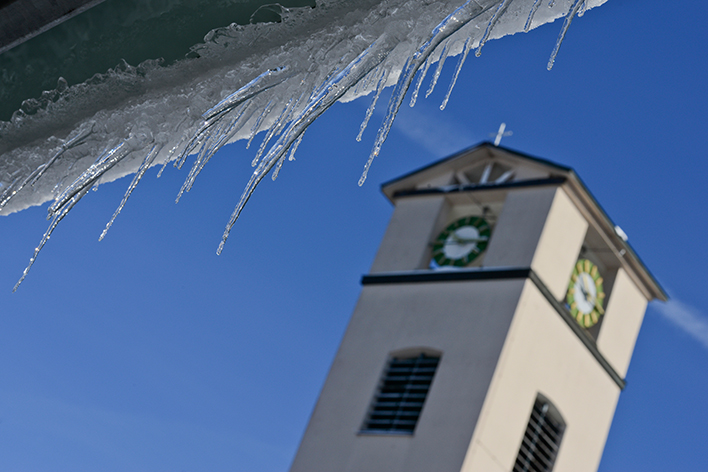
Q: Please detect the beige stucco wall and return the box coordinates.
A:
[531,188,588,300]
[369,196,449,273]
[460,280,621,472]
[484,186,556,269]
[484,186,587,302]
[289,279,527,472]
[596,268,648,378]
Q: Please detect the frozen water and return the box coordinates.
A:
[99,143,162,241]
[357,67,389,142]
[476,0,515,57]
[0,0,608,287]
[425,39,451,99]
[547,0,586,70]
[440,37,473,111]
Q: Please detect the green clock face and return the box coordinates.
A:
[432,216,491,267]
[566,259,606,328]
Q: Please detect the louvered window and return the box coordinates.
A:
[361,353,440,434]
[513,395,566,472]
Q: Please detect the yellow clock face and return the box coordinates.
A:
[566,259,605,328]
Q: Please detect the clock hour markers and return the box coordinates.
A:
[432,216,492,268]
[566,258,606,328]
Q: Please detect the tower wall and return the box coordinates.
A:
[484,186,588,299]
[596,268,649,377]
[370,195,449,273]
[461,280,621,472]
[290,279,526,472]
[483,186,557,268]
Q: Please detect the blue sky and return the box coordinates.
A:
[2,0,708,470]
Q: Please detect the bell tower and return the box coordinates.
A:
[289,143,666,472]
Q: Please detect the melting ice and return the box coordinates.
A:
[0,0,608,289]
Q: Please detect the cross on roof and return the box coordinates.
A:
[491,122,513,146]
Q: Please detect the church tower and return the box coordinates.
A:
[289,143,666,472]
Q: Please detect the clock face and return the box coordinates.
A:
[566,259,606,328]
[432,216,491,267]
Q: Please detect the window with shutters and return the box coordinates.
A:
[361,352,440,434]
[513,394,566,472]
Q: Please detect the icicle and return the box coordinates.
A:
[0,121,95,210]
[475,0,513,58]
[524,0,543,32]
[0,177,20,209]
[352,75,365,96]
[268,94,309,179]
[19,166,50,197]
[268,87,308,144]
[271,155,286,181]
[158,134,187,178]
[155,118,191,178]
[270,100,308,181]
[361,65,381,93]
[285,88,309,127]
[156,158,169,178]
[410,55,433,107]
[578,0,587,17]
[425,39,451,98]
[441,37,472,111]
[179,102,258,179]
[99,144,162,241]
[217,36,392,255]
[175,110,232,172]
[251,98,294,168]
[288,133,305,161]
[175,132,205,170]
[174,134,211,170]
[48,141,133,218]
[247,100,274,152]
[312,65,343,98]
[196,102,252,170]
[547,0,584,71]
[357,67,389,142]
[178,103,249,200]
[14,185,92,292]
[194,126,225,170]
[201,67,288,122]
[361,0,496,187]
[176,130,219,203]
[0,178,17,201]
[209,101,253,152]
[31,121,95,187]
[353,65,376,96]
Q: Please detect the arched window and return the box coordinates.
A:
[513,393,566,472]
[361,350,441,434]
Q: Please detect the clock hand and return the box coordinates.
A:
[450,232,488,245]
[580,275,594,302]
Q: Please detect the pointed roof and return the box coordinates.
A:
[382,142,667,302]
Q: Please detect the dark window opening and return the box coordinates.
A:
[513,394,566,472]
[361,353,440,434]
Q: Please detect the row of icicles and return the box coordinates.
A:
[5,0,589,290]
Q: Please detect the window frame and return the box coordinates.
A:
[359,349,442,435]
